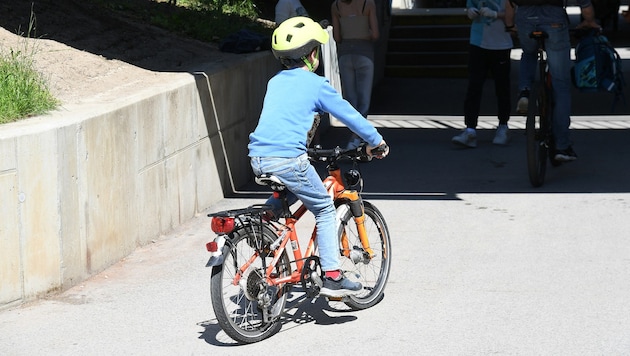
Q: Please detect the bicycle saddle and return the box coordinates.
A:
[255,174,286,192]
[529,31,549,39]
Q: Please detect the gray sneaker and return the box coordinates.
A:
[320,275,362,297]
[452,129,477,148]
[554,146,577,162]
[492,125,510,145]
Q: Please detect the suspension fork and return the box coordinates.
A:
[324,171,375,258]
[340,194,375,258]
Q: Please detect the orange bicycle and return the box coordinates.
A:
[205,144,391,344]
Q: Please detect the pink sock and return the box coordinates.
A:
[325,270,341,280]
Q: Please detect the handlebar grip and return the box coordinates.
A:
[371,143,388,156]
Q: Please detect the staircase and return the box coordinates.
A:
[385,9,471,78]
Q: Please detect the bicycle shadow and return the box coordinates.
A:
[197,288,359,346]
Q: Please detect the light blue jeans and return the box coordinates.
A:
[338,54,374,118]
[516,16,573,150]
[250,154,339,271]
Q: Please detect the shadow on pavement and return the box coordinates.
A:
[235,123,630,199]
[197,290,358,346]
[321,126,630,196]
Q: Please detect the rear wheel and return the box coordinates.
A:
[526,83,550,188]
[336,201,391,310]
[210,224,290,344]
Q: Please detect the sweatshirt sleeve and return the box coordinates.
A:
[317,80,383,147]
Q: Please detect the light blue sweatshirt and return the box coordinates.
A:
[468,0,513,50]
[248,68,383,158]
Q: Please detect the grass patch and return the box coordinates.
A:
[0,12,59,124]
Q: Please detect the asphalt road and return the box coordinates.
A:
[2,15,630,355]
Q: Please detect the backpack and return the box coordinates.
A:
[571,31,626,111]
[219,29,271,54]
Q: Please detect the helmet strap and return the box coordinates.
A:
[301,46,320,72]
[302,56,315,72]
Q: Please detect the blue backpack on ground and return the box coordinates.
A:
[571,30,626,111]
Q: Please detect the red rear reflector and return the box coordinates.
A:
[206,241,218,252]
[272,191,281,199]
[211,217,235,234]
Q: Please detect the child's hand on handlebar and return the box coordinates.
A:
[368,141,389,159]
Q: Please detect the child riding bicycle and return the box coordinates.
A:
[248,16,389,298]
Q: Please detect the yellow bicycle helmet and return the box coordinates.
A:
[271,17,329,61]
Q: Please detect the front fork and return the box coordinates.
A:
[337,193,374,260]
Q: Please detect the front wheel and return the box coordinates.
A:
[336,201,391,310]
[210,224,290,344]
[526,83,550,188]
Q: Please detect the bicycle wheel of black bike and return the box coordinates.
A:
[210,224,290,344]
[336,201,391,310]
[526,82,551,187]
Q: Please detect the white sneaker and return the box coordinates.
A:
[492,125,510,145]
[451,129,477,148]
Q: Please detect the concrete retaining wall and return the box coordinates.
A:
[0,51,278,309]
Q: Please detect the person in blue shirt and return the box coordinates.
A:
[452,0,515,148]
[248,17,389,298]
[511,0,599,161]
[275,0,309,25]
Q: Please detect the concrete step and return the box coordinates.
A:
[391,10,470,26]
[386,51,468,66]
[389,24,470,38]
[385,10,470,78]
[387,38,469,52]
[385,64,468,78]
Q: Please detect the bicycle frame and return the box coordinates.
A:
[535,31,553,138]
[230,162,372,291]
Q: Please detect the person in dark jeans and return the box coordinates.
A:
[452,0,515,148]
[512,0,599,161]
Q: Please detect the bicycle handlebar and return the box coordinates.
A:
[307,143,388,163]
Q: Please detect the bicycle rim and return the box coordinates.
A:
[336,201,391,310]
[210,225,290,344]
[526,83,548,188]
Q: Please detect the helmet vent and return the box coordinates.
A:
[286,34,293,42]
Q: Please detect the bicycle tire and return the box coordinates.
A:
[336,201,391,310]
[210,223,290,344]
[526,82,549,188]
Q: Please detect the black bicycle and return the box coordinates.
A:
[526,30,562,187]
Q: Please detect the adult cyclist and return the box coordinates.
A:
[509,0,599,161]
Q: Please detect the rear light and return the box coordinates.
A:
[211,216,235,234]
[206,241,218,252]
[205,235,226,258]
